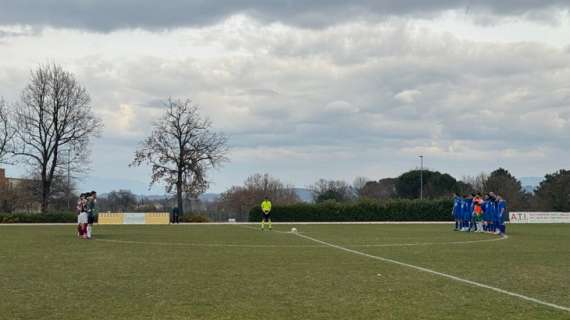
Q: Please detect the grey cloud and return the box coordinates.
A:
[243,89,280,97]
[4,23,568,154]
[0,1,569,31]
[2,19,569,190]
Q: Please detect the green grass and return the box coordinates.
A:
[0,224,568,320]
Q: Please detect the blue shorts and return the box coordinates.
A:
[262,213,271,221]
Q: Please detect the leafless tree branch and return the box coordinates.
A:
[0,98,15,164]
[12,64,103,212]
[130,98,228,214]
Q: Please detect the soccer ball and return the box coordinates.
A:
[291,227,297,233]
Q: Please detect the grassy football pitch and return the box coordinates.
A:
[0,223,568,320]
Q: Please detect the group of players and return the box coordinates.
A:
[452,192,507,237]
[76,191,97,239]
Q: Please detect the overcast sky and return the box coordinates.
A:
[1,1,569,194]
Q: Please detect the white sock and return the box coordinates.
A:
[87,225,92,238]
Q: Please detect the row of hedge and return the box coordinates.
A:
[249,199,454,222]
[0,212,209,223]
[180,214,209,223]
[0,212,78,223]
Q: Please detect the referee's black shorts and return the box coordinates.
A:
[262,213,271,221]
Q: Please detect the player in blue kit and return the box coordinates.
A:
[487,194,498,233]
[452,193,462,231]
[495,195,507,236]
[461,194,473,231]
[482,194,491,232]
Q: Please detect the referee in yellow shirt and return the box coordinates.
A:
[261,197,272,231]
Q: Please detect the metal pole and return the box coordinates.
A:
[67,149,71,210]
[419,155,423,200]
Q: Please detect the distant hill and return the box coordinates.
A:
[133,189,312,203]
[519,176,543,193]
[136,193,219,202]
[519,177,543,187]
[99,189,311,204]
[80,175,547,199]
[79,175,315,203]
[199,193,220,202]
[522,185,535,193]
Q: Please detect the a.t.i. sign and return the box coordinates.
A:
[509,212,570,223]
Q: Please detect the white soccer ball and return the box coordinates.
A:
[291,227,297,233]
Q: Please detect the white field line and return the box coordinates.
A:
[239,224,508,247]
[293,232,570,313]
[237,224,291,233]
[94,238,321,248]
[352,236,507,247]
[94,237,508,249]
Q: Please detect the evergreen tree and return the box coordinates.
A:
[485,168,527,209]
[395,170,460,199]
[534,170,570,211]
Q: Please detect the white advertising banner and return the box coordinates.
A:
[123,212,146,224]
[509,212,570,224]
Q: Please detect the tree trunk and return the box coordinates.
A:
[41,177,50,213]
[177,177,184,217]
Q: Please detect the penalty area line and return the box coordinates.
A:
[237,224,510,247]
[293,232,570,313]
[94,238,321,248]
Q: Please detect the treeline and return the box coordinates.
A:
[222,168,570,222]
[2,167,568,222]
[314,168,568,212]
[96,190,167,213]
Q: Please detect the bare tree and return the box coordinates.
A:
[360,178,397,199]
[352,176,369,198]
[0,98,14,163]
[219,186,252,220]
[99,190,138,212]
[13,64,102,213]
[219,173,300,221]
[311,179,354,203]
[462,173,488,193]
[131,98,228,215]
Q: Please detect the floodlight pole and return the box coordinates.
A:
[63,149,71,210]
[419,155,424,200]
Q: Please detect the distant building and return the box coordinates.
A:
[0,168,7,189]
[0,168,32,189]
[0,168,41,213]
